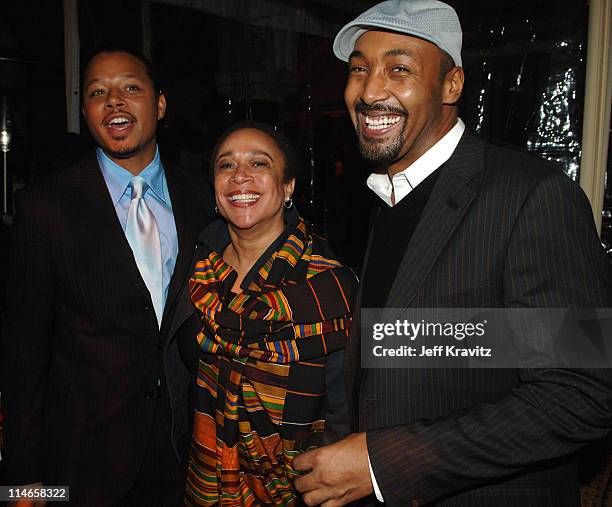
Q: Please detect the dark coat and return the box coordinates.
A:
[347,131,612,506]
[1,152,215,505]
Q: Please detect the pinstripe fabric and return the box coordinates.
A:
[1,152,215,505]
[349,132,612,506]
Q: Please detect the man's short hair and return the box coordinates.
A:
[81,47,161,99]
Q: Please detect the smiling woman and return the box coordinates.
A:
[214,127,294,246]
[181,121,357,506]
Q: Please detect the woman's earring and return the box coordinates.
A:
[214,205,218,214]
[284,198,293,209]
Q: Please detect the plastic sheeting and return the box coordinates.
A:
[525,41,584,181]
[461,17,586,182]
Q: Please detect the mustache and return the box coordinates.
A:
[355,101,406,116]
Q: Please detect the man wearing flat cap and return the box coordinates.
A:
[294,1,612,505]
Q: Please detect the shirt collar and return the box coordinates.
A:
[97,146,166,206]
[367,118,465,207]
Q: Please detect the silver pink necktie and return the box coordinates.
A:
[125,176,163,327]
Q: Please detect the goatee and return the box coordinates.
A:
[354,101,408,164]
[357,127,407,165]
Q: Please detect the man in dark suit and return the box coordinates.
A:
[294,1,612,505]
[1,49,214,505]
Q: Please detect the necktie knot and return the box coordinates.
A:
[130,176,149,200]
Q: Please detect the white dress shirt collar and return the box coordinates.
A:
[366,118,465,207]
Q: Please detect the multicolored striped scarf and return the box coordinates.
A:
[185,217,356,506]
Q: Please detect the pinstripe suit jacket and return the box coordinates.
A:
[0,153,215,505]
[347,131,612,506]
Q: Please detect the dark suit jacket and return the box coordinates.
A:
[347,132,612,506]
[0,152,214,505]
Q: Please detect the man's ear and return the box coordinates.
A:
[157,92,167,120]
[443,67,464,106]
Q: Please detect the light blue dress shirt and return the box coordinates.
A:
[97,146,178,313]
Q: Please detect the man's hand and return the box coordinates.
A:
[293,432,373,506]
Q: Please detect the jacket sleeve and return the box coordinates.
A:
[325,349,352,440]
[1,187,55,484]
[366,173,612,505]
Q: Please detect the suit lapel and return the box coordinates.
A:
[74,152,152,301]
[161,164,202,329]
[345,221,378,426]
[385,132,486,308]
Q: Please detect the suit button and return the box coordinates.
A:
[144,304,151,311]
[144,390,155,399]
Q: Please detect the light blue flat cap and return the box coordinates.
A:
[333,0,462,66]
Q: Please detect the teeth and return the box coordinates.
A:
[230,193,259,202]
[109,117,131,125]
[364,115,401,130]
